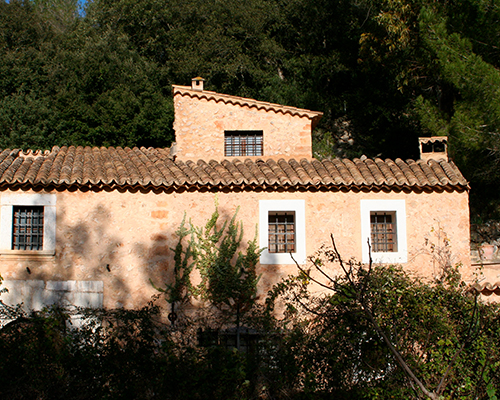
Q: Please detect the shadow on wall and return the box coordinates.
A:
[1,192,252,313]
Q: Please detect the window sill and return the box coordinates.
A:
[0,250,55,260]
[370,251,407,264]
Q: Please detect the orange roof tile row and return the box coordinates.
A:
[470,282,500,295]
[173,85,323,126]
[0,146,469,191]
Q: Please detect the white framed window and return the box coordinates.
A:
[0,192,56,255]
[259,200,306,265]
[360,199,407,264]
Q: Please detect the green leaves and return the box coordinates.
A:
[270,245,500,399]
[0,0,174,150]
[154,202,263,323]
[191,205,262,316]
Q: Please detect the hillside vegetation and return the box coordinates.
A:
[2,0,500,216]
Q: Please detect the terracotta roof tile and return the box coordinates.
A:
[352,159,374,185]
[288,159,310,184]
[265,159,291,186]
[342,159,362,185]
[364,159,384,185]
[322,159,343,185]
[166,158,190,185]
[301,159,322,185]
[416,159,438,186]
[221,159,245,185]
[386,159,408,186]
[278,158,301,185]
[333,159,355,184]
[197,160,221,185]
[395,159,418,186]
[173,85,323,127]
[470,282,500,295]
[171,160,194,185]
[373,158,395,185]
[0,146,469,192]
[12,158,28,183]
[256,159,278,185]
[232,159,255,185]
[26,156,44,183]
[407,159,428,186]
[309,159,331,185]
[245,159,266,185]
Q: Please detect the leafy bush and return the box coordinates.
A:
[266,240,500,399]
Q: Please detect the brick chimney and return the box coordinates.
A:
[419,136,448,161]
[191,77,205,91]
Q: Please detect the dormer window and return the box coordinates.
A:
[224,131,263,157]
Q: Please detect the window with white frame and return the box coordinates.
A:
[259,200,306,264]
[12,206,45,250]
[360,199,407,264]
[370,211,397,253]
[0,192,56,255]
[268,211,296,254]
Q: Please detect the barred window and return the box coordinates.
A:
[12,206,44,250]
[224,131,263,157]
[268,212,295,253]
[370,212,397,252]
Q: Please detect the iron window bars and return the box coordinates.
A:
[268,212,295,253]
[370,212,397,252]
[12,206,44,250]
[224,131,263,157]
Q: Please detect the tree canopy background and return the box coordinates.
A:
[1,0,500,217]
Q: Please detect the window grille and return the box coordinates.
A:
[12,206,44,250]
[224,131,263,157]
[268,212,295,253]
[370,212,397,252]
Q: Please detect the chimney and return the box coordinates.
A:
[191,77,205,91]
[419,136,448,161]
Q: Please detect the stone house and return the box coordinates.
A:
[0,78,474,311]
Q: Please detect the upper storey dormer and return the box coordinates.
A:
[172,78,323,161]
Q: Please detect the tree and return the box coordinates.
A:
[416,6,500,217]
[191,205,262,336]
[0,0,174,150]
[153,203,262,349]
[267,236,500,398]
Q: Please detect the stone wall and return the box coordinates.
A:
[0,187,471,310]
[1,279,103,311]
[173,95,314,161]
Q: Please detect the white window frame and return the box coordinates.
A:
[259,200,306,265]
[0,192,56,255]
[360,199,407,264]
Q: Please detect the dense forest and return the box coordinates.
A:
[1,0,500,217]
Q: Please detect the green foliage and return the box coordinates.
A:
[266,245,500,399]
[0,302,254,399]
[152,213,194,308]
[191,204,262,319]
[0,0,173,150]
[1,242,500,399]
[152,202,263,331]
[3,0,500,213]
